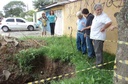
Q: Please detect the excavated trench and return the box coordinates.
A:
[0,56,75,84]
[0,35,75,84]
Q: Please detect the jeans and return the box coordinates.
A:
[76,32,86,54]
[86,36,95,57]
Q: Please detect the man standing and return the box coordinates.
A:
[82,8,95,58]
[76,11,87,55]
[90,3,112,68]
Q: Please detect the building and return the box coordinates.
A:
[34,0,123,54]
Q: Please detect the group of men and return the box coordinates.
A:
[76,3,112,68]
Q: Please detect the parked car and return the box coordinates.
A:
[0,17,39,32]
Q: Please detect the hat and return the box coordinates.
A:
[42,11,45,14]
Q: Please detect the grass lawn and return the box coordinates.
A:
[21,35,115,84]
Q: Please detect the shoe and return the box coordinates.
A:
[88,56,95,59]
[82,53,86,55]
[93,62,96,64]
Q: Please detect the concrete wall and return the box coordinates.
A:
[63,0,123,54]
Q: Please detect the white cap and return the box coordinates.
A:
[42,11,45,14]
[76,11,82,16]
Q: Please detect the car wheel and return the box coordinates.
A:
[28,25,34,31]
[2,26,9,32]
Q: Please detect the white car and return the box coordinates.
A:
[0,17,39,32]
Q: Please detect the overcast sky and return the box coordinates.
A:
[0,0,34,12]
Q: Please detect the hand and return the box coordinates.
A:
[109,26,117,31]
[84,33,86,37]
[81,28,85,32]
[82,22,86,26]
[100,28,105,32]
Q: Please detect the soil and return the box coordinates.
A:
[0,35,75,84]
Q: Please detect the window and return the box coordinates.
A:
[16,19,25,23]
[6,19,14,22]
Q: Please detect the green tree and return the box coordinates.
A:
[20,10,35,21]
[3,1,26,17]
[26,10,35,17]
[26,10,35,21]
[33,0,51,9]
[20,12,26,18]
[0,11,4,17]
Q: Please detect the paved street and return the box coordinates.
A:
[0,29,42,38]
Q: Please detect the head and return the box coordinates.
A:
[82,8,89,17]
[76,11,83,19]
[94,3,103,16]
[50,10,54,15]
[42,11,46,17]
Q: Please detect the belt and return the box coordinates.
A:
[78,30,85,33]
[78,30,82,32]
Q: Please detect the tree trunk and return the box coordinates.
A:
[114,0,128,84]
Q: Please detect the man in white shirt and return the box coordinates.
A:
[90,3,112,68]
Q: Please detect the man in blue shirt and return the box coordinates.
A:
[76,11,87,54]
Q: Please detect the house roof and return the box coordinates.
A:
[45,1,70,9]
[38,0,79,11]
[39,0,78,11]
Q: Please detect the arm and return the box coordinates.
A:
[38,16,42,20]
[81,16,94,31]
[100,22,112,32]
[55,15,57,22]
[81,26,91,31]
[85,26,91,29]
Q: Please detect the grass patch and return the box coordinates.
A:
[20,35,115,84]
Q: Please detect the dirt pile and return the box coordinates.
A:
[0,35,74,84]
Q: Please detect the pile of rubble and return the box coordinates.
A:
[0,35,46,55]
[0,35,47,83]
[0,35,19,55]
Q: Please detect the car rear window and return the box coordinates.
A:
[6,19,14,22]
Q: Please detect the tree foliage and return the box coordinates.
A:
[0,11,4,17]
[20,10,35,21]
[3,1,26,17]
[32,0,51,9]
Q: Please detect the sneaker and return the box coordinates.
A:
[82,53,86,55]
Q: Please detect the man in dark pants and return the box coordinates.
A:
[90,3,112,68]
[81,8,95,58]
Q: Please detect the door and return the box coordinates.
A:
[6,19,17,29]
[16,18,27,30]
[54,9,63,35]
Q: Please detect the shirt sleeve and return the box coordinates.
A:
[102,14,112,24]
[86,16,94,27]
[76,20,78,25]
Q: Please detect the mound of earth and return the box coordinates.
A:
[0,35,74,84]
